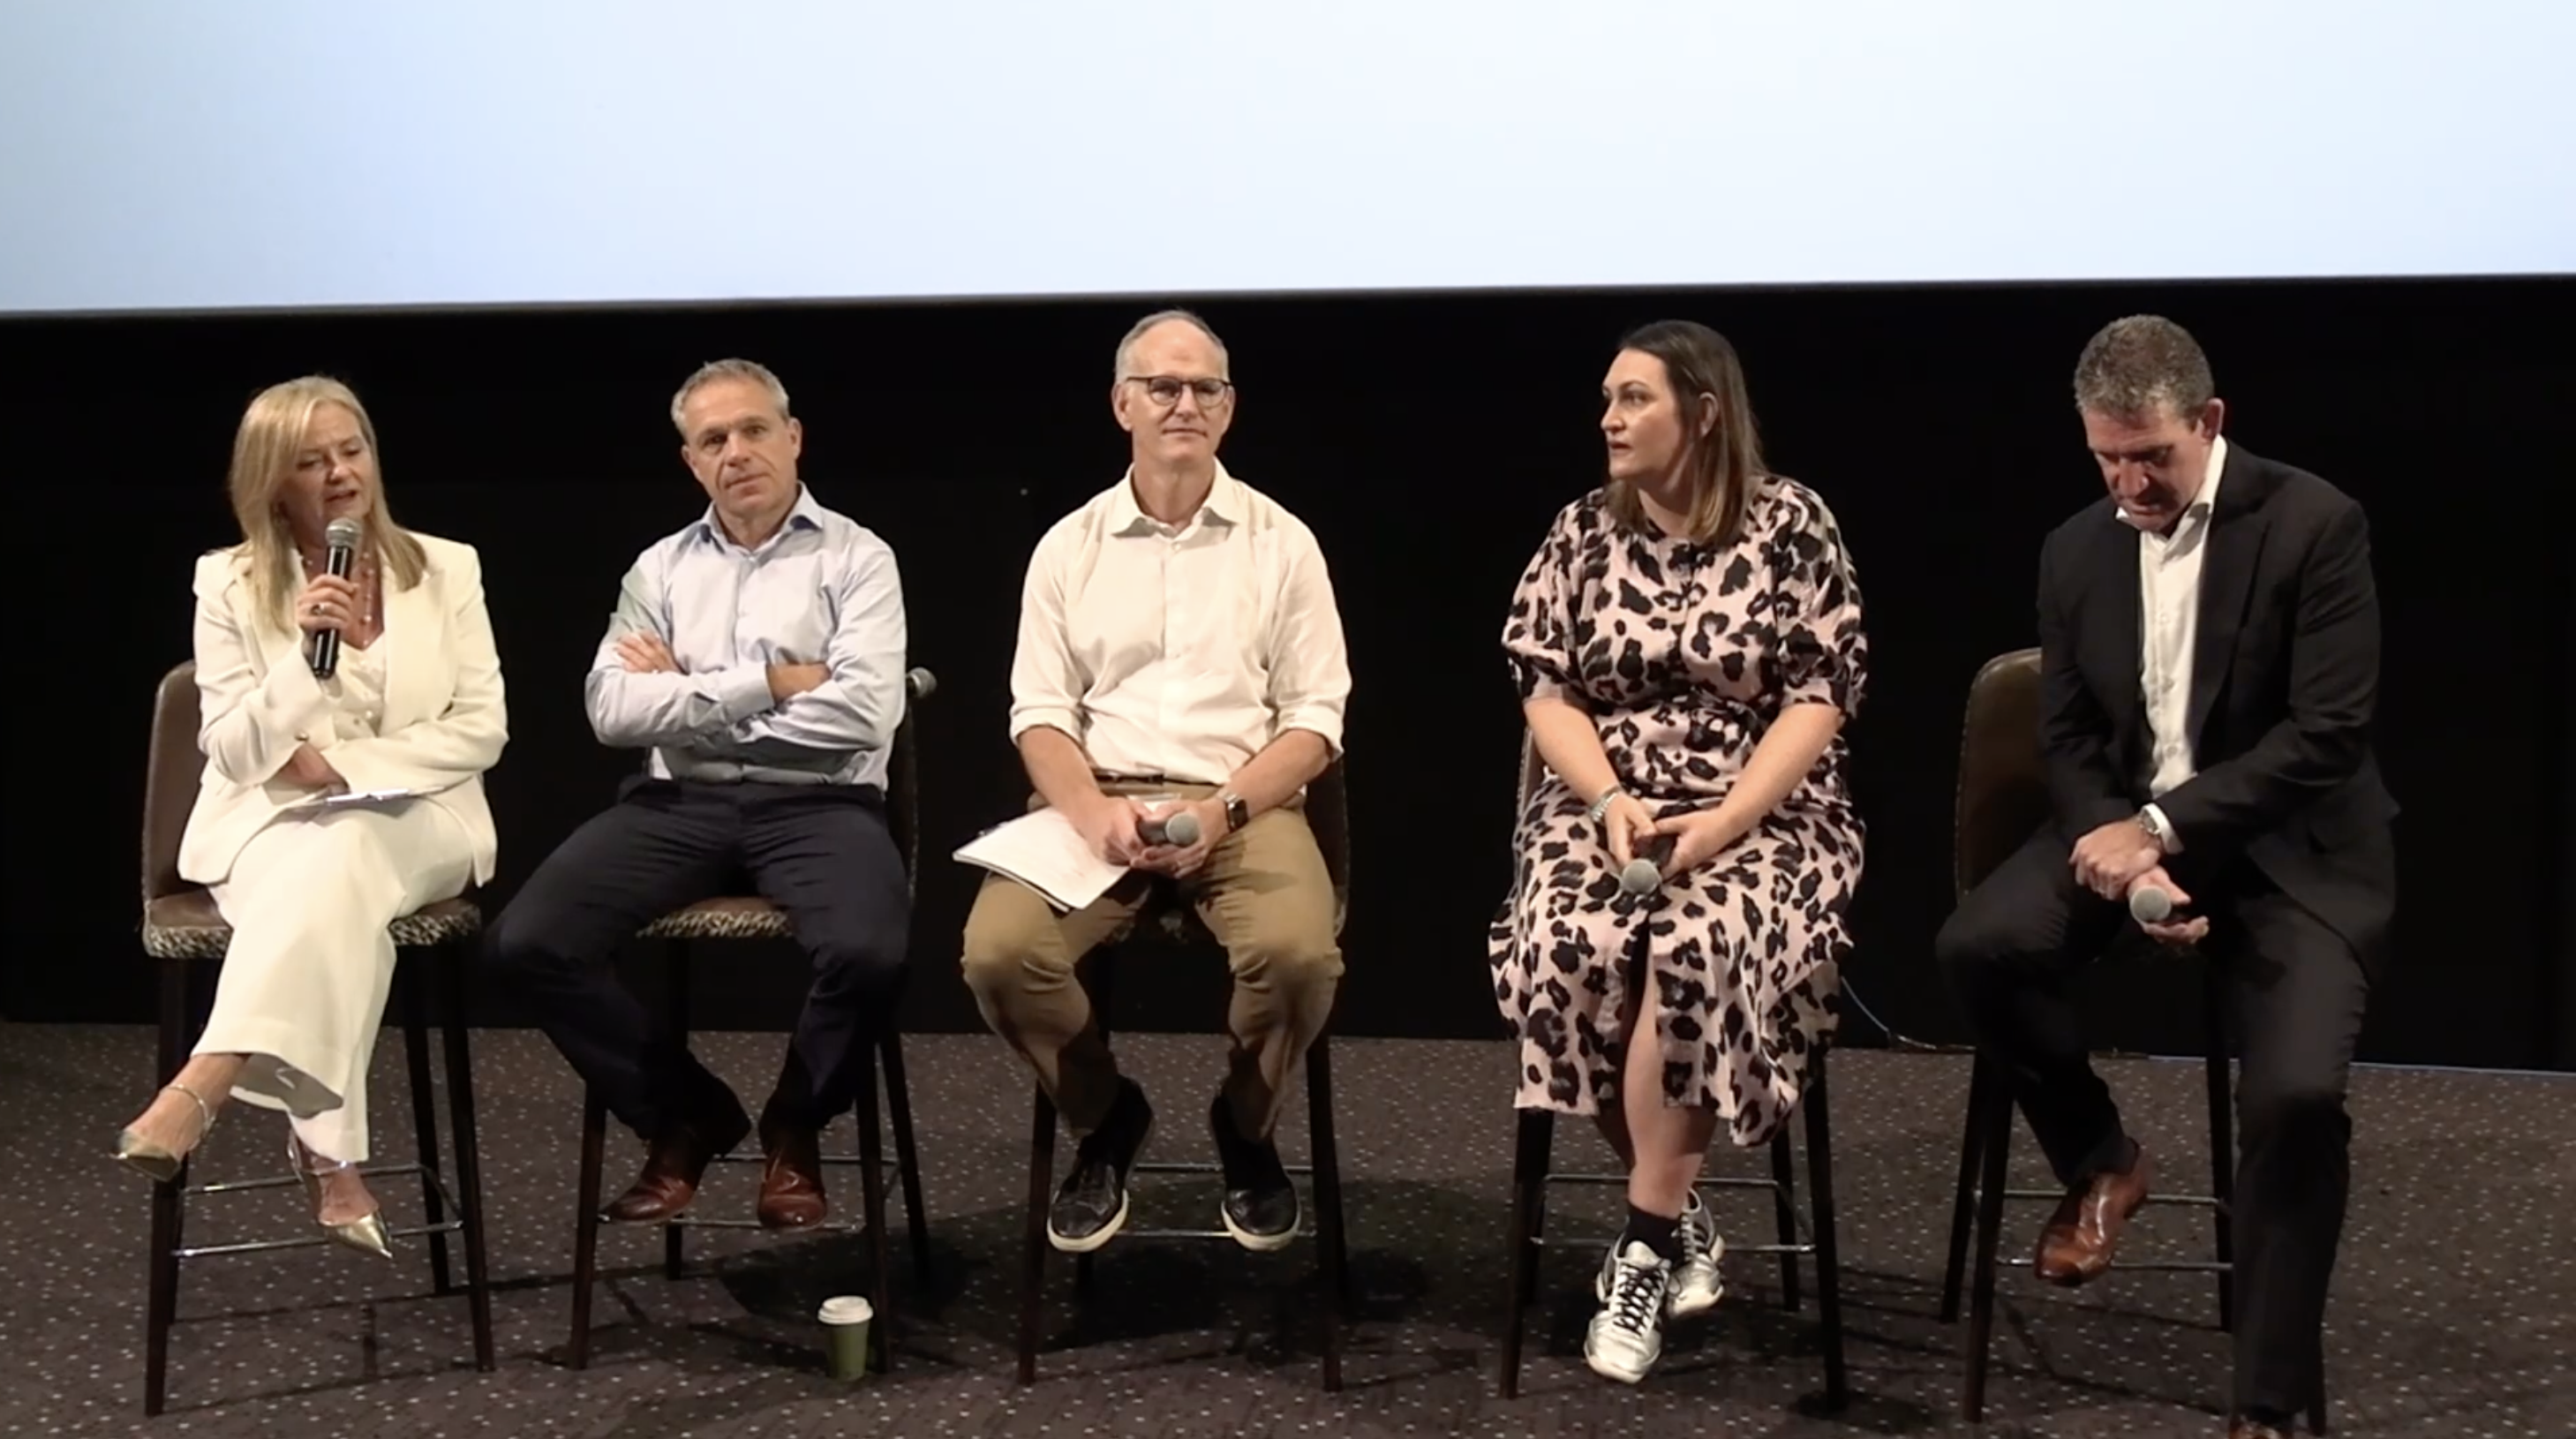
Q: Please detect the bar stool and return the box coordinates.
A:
[564,668,938,1374]
[134,660,494,1415]
[1013,762,1353,1390]
[1933,647,2326,1433]
[1493,733,1848,1407]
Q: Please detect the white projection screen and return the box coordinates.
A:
[2,1,2568,316]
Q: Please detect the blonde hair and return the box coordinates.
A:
[224,376,428,630]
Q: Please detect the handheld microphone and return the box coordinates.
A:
[2128,885,2178,923]
[905,667,938,699]
[1141,810,1201,848]
[306,517,362,679]
[1620,833,1677,895]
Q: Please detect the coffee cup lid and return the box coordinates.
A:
[817,1295,875,1325]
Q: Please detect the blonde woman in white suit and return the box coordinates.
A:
[112,376,508,1257]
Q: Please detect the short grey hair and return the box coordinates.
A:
[670,358,792,434]
[1111,309,1230,384]
[2072,315,2216,420]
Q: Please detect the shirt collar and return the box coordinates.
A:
[1110,461,1242,535]
[689,483,824,554]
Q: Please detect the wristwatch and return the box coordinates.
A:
[2135,805,2175,854]
[1219,791,1249,833]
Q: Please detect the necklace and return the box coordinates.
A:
[300,551,380,627]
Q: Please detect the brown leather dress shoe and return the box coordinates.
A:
[2033,1148,2152,1285]
[2228,1419,2291,1438]
[756,1118,828,1231]
[603,1091,752,1224]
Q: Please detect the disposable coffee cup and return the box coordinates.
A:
[817,1295,873,1380]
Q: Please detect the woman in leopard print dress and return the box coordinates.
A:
[1489,320,1866,1383]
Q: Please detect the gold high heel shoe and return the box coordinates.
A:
[113,1081,215,1184]
[289,1136,395,1260]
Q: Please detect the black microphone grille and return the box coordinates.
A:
[324,517,364,550]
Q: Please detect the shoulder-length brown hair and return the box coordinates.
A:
[1603,320,1768,548]
[224,376,428,629]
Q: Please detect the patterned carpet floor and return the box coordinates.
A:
[0,1023,2566,1438]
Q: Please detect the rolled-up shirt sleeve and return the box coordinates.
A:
[1265,524,1351,753]
[1006,530,1087,746]
[583,552,772,749]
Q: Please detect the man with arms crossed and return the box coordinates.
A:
[1938,316,2392,1439]
[962,309,1351,1254]
[486,359,911,1232]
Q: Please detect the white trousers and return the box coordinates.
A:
[199,799,474,1163]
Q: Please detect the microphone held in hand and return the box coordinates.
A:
[2128,885,2178,923]
[307,517,362,679]
[904,667,938,699]
[1140,810,1201,848]
[1620,833,1677,895]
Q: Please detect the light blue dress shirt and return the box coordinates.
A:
[584,486,908,789]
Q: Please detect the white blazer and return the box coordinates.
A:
[178,531,509,887]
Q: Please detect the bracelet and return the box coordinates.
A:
[1586,786,1627,825]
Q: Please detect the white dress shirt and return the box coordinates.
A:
[1009,463,1351,786]
[2133,434,2227,848]
[584,486,908,789]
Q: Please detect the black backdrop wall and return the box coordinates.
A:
[4,277,2570,1069]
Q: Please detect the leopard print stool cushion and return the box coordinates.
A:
[637,897,795,942]
[140,893,483,961]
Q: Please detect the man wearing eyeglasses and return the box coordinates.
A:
[960,308,1352,1256]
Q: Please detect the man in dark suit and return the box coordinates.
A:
[1938,315,2393,1439]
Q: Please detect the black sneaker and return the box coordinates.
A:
[1046,1079,1153,1253]
[1209,1092,1299,1252]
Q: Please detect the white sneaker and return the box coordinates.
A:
[1584,1240,1671,1383]
[1593,1194,1725,1319]
[1669,1190,1725,1317]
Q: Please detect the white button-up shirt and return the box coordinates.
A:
[584,486,908,788]
[2132,434,2226,842]
[1008,463,1351,786]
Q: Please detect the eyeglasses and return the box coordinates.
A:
[1123,374,1233,408]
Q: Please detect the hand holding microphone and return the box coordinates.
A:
[2126,867,2210,946]
[1139,810,1201,848]
[301,517,363,679]
[1620,833,1676,895]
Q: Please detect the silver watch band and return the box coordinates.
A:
[1586,786,1626,825]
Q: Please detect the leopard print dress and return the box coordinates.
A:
[1488,478,1868,1145]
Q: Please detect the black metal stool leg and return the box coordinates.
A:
[2203,964,2237,1333]
[1940,1052,1995,1322]
[1804,1047,1849,1412]
[398,957,454,1294]
[880,1032,933,1285]
[1499,1106,1553,1399]
[1768,1126,1802,1312]
[569,1086,607,1369]
[662,942,690,1281]
[142,960,190,1417]
[855,1054,894,1373]
[1017,1086,1058,1385]
[1962,1059,2014,1422]
[1305,1036,1345,1392]
[440,945,495,1371]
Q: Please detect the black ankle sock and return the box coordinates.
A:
[1623,1205,1681,1262]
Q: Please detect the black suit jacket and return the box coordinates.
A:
[2036,441,2398,966]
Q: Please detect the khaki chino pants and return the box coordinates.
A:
[960,781,1343,1141]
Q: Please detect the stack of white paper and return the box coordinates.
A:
[287,786,434,811]
[953,809,1128,912]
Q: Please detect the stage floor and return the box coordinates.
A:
[2,1024,2565,1437]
